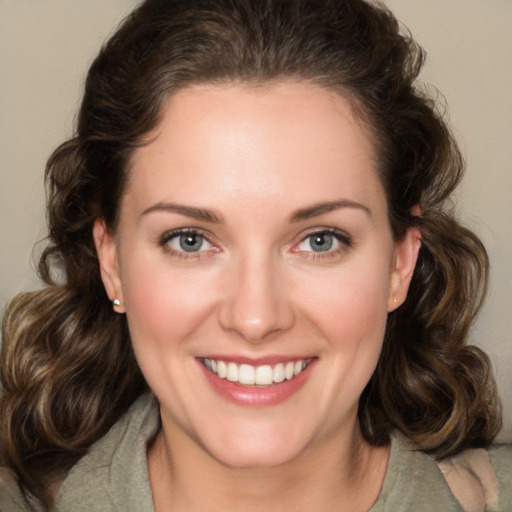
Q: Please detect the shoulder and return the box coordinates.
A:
[0,468,31,512]
[375,433,511,512]
[489,443,512,510]
[375,433,464,511]
[54,392,159,512]
[431,442,511,512]
[1,393,159,512]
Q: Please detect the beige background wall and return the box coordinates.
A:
[1,1,511,440]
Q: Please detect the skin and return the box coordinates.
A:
[94,82,420,511]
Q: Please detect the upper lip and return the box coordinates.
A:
[198,355,316,365]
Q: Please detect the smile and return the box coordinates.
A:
[202,358,311,387]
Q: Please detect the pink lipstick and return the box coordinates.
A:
[198,356,316,406]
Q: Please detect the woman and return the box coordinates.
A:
[1,0,510,511]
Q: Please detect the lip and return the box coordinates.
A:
[197,356,317,407]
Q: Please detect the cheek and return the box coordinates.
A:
[120,254,220,353]
[300,265,391,415]
[120,255,224,406]
[300,259,391,339]
[297,257,391,387]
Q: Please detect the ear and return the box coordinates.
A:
[387,226,421,312]
[93,218,125,313]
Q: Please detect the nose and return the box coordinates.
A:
[217,254,295,343]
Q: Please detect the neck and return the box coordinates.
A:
[148,412,390,512]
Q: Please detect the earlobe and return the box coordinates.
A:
[92,219,125,313]
[388,226,421,312]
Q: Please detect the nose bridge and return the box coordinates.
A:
[218,249,294,342]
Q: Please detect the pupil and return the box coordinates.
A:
[311,233,333,252]
[179,234,202,252]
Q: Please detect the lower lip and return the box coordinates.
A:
[199,360,315,407]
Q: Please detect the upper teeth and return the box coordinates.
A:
[203,358,309,386]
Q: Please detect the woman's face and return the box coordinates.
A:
[95,82,419,468]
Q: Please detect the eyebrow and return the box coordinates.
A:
[141,202,224,223]
[289,199,372,222]
[141,199,370,224]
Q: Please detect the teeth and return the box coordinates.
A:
[226,362,238,382]
[273,363,285,383]
[285,362,295,380]
[239,364,255,385]
[203,358,310,387]
[217,361,227,379]
[255,365,273,386]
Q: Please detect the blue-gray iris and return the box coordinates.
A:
[179,234,203,252]
[310,233,333,252]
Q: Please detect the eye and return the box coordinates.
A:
[160,229,215,256]
[173,232,207,252]
[294,229,351,255]
[301,232,336,252]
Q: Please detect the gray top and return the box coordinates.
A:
[1,392,511,511]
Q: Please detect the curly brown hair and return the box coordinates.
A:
[0,0,501,509]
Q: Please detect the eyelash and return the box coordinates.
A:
[158,227,352,261]
[158,228,217,260]
[292,228,352,260]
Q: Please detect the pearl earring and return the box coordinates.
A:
[112,299,121,306]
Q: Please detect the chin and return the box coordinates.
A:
[209,441,303,470]
[197,418,311,469]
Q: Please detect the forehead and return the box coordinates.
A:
[126,81,385,215]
